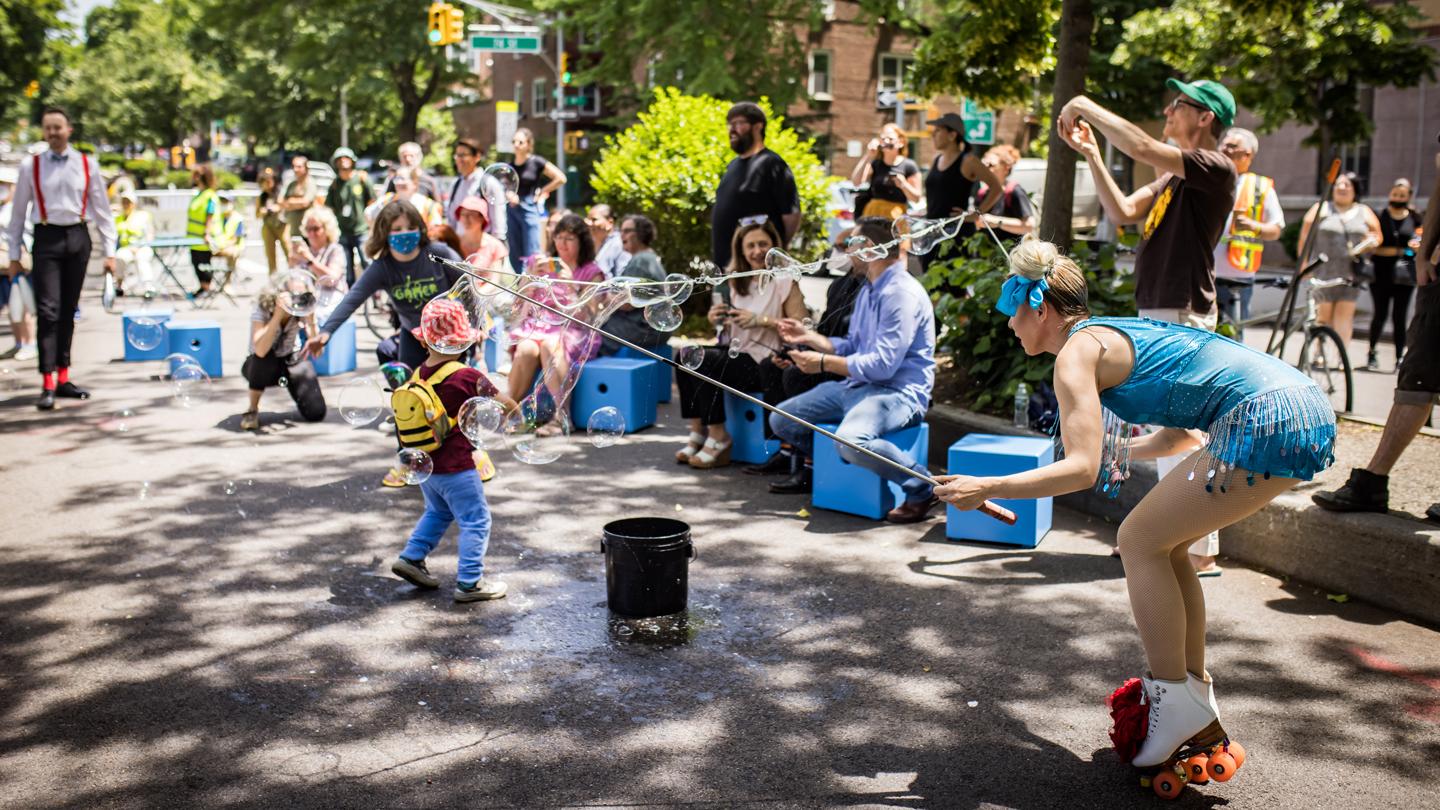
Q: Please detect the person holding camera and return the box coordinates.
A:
[238,274,325,431]
[850,123,923,221]
[673,219,807,470]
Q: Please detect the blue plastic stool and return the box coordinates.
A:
[165,319,223,378]
[309,319,356,376]
[812,421,930,520]
[725,392,779,464]
[121,308,174,362]
[946,434,1054,547]
[569,357,656,432]
[483,330,500,373]
[615,343,672,403]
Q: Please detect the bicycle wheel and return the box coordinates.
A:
[361,295,392,341]
[1297,325,1353,412]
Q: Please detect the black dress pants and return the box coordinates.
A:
[30,223,90,375]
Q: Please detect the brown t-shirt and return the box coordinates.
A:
[1134,149,1237,313]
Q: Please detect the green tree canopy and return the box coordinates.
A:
[1,0,70,121]
[590,89,829,274]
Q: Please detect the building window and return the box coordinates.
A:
[580,84,602,117]
[820,0,836,20]
[532,78,548,116]
[513,81,524,108]
[878,53,914,94]
[809,51,832,100]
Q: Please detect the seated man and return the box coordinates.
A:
[212,192,247,276]
[767,216,939,523]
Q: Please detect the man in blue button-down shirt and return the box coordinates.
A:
[768,217,940,523]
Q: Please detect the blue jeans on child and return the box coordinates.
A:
[769,380,933,503]
[401,468,492,583]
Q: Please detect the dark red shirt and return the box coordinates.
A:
[419,362,499,475]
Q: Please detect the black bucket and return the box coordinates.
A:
[601,517,695,618]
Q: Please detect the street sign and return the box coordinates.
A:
[564,95,587,107]
[470,34,541,53]
[496,100,518,152]
[960,98,996,145]
[548,109,579,121]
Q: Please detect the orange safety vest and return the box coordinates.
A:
[1224,172,1273,274]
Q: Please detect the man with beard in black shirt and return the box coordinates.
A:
[711,102,800,271]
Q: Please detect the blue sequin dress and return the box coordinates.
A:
[1070,317,1336,495]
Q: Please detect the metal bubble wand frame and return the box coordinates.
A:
[433,242,1018,525]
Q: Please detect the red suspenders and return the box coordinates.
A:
[32,151,90,225]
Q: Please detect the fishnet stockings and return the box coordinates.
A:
[1117,450,1296,680]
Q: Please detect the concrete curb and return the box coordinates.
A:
[925,402,1440,627]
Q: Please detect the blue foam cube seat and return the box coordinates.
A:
[164,319,223,378]
[121,308,174,362]
[946,433,1054,547]
[308,318,356,376]
[615,343,673,403]
[569,357,656,432]
[812,421,929,520]
[725,392,780,464]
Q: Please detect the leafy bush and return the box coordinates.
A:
[123,158,167,177]
[216,169,241,190]
[922,236,1136,415]
[589,88,829,276]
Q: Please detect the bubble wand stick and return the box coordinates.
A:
[435,255,1017,525]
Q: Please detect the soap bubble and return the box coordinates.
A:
[893,215,948,255]
[506,397,574,465]
[625,278,671,308]
[419,292,479,354]
[0,366,19,392]
[587,406,625,448]
[164,353,202,377]
[171,363,212,408]
[105,407,137,433]
[765,247,802,275]
[379,361,413,390]
[276,269,319,317]
[662,273,693,305]
[339,376,385,426]
[643,301,683,332]
[223,481,237,496]
[677,345,706,370]
[396,448,433,485]
[457,396,506,447]
[825,251,854,273]
[483,163,519,196]
[125,317,165,351]
[138,481,151,501]
[727,343,743,360]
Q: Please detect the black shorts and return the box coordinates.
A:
[1396,282,1440,405]
[241,351,327,422]
[191,249,214,284]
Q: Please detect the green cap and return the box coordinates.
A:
[1166,78,1235,129]
[330,147,357,165]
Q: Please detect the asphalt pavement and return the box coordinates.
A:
[1,279,1438,809]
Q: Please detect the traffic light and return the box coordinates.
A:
[427,2,445,46]
[444,4,464,45]
[559,52,571,86]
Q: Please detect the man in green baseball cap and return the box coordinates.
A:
[1056,77,1240,576]
[324,147,373,284]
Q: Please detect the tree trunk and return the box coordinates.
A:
[393,56,444,146]
[1040,0,1096,248]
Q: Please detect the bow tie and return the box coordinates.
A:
[49,152,68,162]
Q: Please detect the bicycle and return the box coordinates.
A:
[361,292,396,341]
[1216,253,1354,412]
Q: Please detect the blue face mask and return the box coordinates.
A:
[388,229,421,254]
[996,274,1049,317]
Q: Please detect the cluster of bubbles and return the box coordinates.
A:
[168,354,212,408]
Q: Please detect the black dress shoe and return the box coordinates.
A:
[55,381,90,399]
[769,467,812,494]
[37,389,56,411]
[743,450,793,476]
[1311,468,1388,514]
[885,495,941,524]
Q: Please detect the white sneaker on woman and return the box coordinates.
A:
[1131,673,1222,767]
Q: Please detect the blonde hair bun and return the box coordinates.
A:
[1009,236,1060,281]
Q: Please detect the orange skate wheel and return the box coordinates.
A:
[1208,751,1237,782]
[1227,740,1247,769]
[1152,768,1185,799]
[1184,754,1211,784]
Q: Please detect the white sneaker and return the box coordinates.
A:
[14,345,37,361]
[1188,671,1221,720]
[1131,673,1221,767]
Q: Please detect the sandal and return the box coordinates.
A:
[240,410,260,431]
[381,467,410,488]
[688,437,732,470]
[675,431,706,464]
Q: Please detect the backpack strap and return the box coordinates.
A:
[422,360,467,388]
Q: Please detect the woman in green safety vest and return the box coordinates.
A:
[187,164,221,296]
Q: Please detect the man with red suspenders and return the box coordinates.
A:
[5,106,117,411]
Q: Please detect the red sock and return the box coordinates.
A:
[57,367,70,385]
[42,372,56,391]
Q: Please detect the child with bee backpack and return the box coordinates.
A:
[390,298,515,602]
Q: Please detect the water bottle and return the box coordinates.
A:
[1013,383,1029,429]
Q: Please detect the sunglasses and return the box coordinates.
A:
[738,214,769,227]
[1167,97,1210,115]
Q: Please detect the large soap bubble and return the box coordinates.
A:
[662,273,693,305]
[587,406,625,448]
[764,248,804,281]
[397,448,433,485]
[892,216,961,256]
[677,345,706,370]
[339,376,386,426]
[125,317,165,351]
[171,363,212,408]
[483,163,519,196]
[419,288,481,354]
[643,301,683,332]
[457,396,506,448]
[505,396,574,465]
[276,269,319,317]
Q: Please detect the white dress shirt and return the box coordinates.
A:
[7,146,117,259]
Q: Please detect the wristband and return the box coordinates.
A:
[820,355,826,374]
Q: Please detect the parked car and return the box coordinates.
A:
[1008,157,1100,235]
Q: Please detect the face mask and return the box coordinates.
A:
[388,230,421,254]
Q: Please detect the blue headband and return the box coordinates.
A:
[996,274,1049,317]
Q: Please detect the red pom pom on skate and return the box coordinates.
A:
[1106,677,1147,764]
